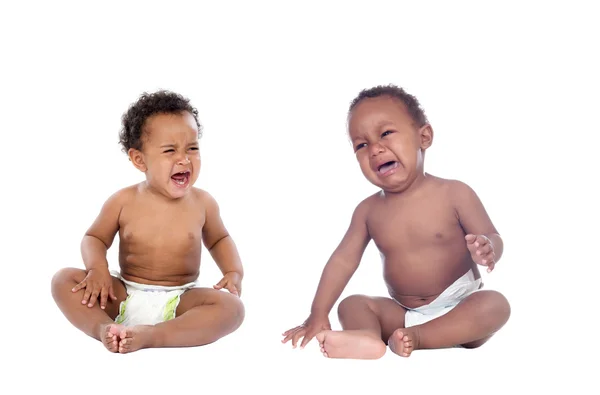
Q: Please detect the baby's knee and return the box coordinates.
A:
[51,267,85,291]
[220,292,245,326]
[481,290,511,321]
[337,294,369,318]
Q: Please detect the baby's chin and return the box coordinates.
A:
[169,178,196,197]
[146,177,196,199]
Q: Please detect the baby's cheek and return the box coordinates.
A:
[358,160,372,173]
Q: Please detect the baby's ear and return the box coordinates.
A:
[128,148,147,172]
[419,124,434,149]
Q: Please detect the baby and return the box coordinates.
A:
[51,91,245,353]
[282,85,510,358]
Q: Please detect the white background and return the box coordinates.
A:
[1,1,598,393]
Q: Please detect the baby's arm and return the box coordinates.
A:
[200,191,244,295]
[451,181,504,265]
[73,189,126,308]
[282,198,372,347]
[81,190,124,271]
[309,198,372,317]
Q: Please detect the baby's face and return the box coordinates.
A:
[131,111,201,199]
[348,96,430,192]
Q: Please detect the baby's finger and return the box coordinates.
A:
[291,329,307,348]
[226,282,238,295]
[465,234,477,244]
[476,243,493,256]
[282,326,301,339]
[99,287,109,310]
[82,286,92,305]
[213,278,226,290]
[282,328,300,344]
[484,258,496,272]
[482,253,496,271]
[474,235,489,248]
[109,285,117,301]
[87,288,100,307]
[300,329,317,348]
[72,280,86,293]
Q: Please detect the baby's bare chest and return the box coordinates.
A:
[368,200,463,251]
[119,203,205,250]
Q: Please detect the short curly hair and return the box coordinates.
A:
[119,90,202,153]
[349,84,428,127]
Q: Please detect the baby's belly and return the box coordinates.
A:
[382,250,474,309]
[118,247,201,286]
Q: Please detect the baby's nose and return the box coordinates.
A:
[369,143,385,156]
[178,156,190,165]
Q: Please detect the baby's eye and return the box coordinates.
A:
[188,147,199,151]
[355,143,367,151]
[381,130,393,138]
[163,149,175,153]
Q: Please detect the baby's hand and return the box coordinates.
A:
[282,314,331,349]
[214,271,242,297]
[71,267,117,309]
[465,234,495,272]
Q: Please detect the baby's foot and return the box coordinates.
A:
[101,323,124,353]
[118,325,155,354]
[388,327,420,357]
[315,330,386,360]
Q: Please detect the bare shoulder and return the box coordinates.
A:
[86,184,142,244]
[191,187,214,200]
[355,191,380,218]
[351,192,383,235]
[189,188,222,221]
[442,178,481,204]
[331,193,376,259]
[97,183,140,212]
[192,188,229,247]
[190,187,218,207]
[434,176,497,233]
[112,184,141,203]
[420,175,476,200]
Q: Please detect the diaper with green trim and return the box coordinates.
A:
[111,270,197,326]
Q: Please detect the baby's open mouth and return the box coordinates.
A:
[171,171,190,186]
[377,161,398,174]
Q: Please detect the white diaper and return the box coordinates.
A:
[403,269,482,328]
[111,270,197,326]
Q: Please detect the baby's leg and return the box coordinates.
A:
[117,288,244,353]
[51,268,127,352]
[315,294,407,359]
[390,290,510,355]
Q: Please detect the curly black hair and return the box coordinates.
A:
[119,90,202,153]
[348,84,428,127]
